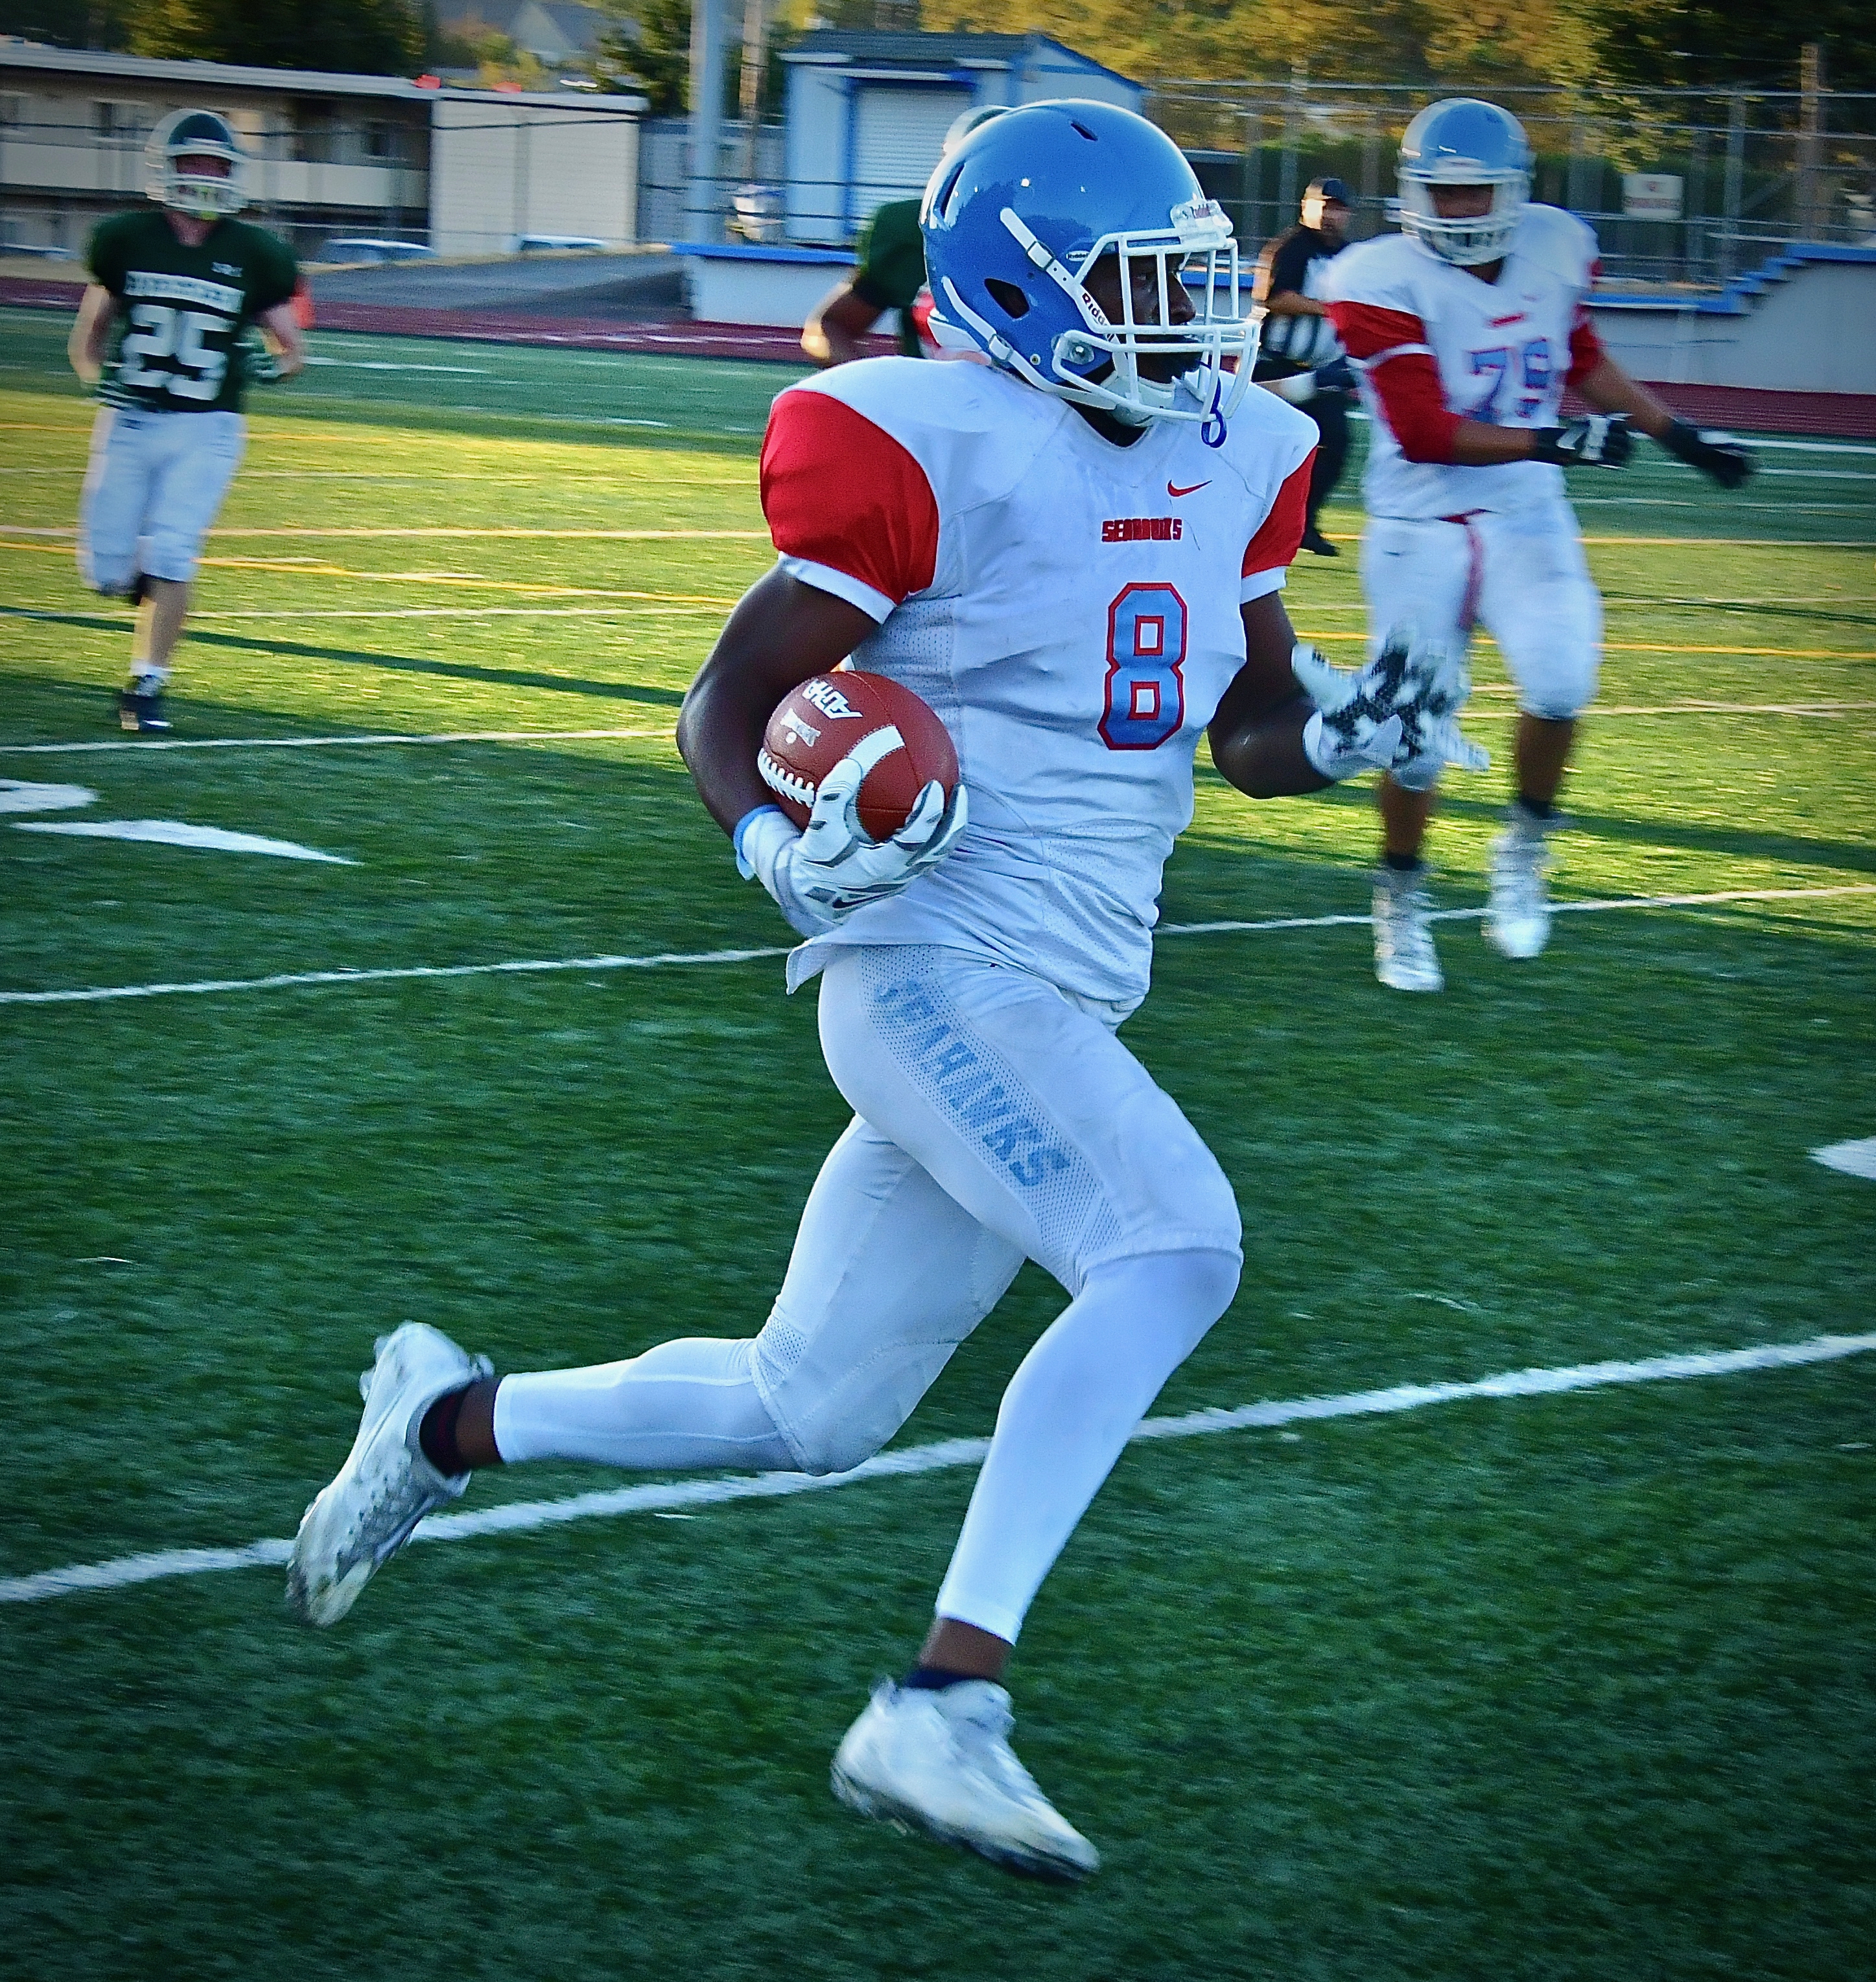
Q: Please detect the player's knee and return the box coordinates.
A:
[768,1384,904,1477]
[1518,648,1598,721]
[82,552,137,597]
[753,1317,951,1477]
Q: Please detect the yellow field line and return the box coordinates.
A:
[1293,627,1876,659]
[0,537,739,604]
[0,526,766,541]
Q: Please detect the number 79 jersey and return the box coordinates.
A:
[1322,203,1602,520]
[760,358,1317,1010]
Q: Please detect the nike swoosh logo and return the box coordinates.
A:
[1489,312,1525,327]
[1167,480,1211,498]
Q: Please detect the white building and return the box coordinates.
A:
[0,43,644,259]
[779,30,1144,246]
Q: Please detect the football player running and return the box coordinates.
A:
[1323,99,1754,991]
[288,103,1483,1878]
[67,110,304,733]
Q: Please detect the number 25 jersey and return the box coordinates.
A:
[760,358,1318,1010]
[87,209,298,415]
[1322,203,1603,520]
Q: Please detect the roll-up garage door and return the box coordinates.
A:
[851,86,973,220]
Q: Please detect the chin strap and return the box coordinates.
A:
[1200,375,1227,449]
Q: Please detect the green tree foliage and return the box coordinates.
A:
[920,0,1861,95]
[590,0,694,112]
[1585,0,1873,92]
[0,0,134,46]
[122,0,424,73]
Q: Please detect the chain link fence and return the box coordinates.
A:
[1150,81,1876,285]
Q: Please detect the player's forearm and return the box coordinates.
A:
[67,288,111,383]
[1208,596,1335,798]
[259,303,307,379]
[1446,419,1547,466]
[1209,694,1331,798]
[1570,356,1673,439]
[678,568,878,836]
[804,285,882,368]
[1260,292,1330,320]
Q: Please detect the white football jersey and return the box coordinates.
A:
[759,358,1319,1009]
[1323,204,1602,520]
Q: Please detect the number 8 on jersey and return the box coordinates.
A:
[1100,584,1188,751]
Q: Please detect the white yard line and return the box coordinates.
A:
[3,885,1870,1008]
[3,703,1871,758]
[0,944,792,1005]
[1157,883,1876,939]
[0,727,660,755]
[3,1330,1869,1606]
[1748,439,1876,456]
[1812,1137,1876,1182]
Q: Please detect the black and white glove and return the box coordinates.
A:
[1293,633,1488,793]
[736,755,968,939]
[1529,414,1632,469]
[1658,419,1755,490]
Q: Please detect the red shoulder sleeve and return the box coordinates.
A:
[1326,300,1462,461]
[1326,301,1428,362]
[1241,451,1315,583]
[759,388,940,614]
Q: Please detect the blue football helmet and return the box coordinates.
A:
[1398,99,1532,266]
[145,108,249,220]
[921,100,1255,438]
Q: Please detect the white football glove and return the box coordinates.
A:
[736,752,968,938]
[1294,631,1490,793]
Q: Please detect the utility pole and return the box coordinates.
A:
[737,0,766,187]
[686,0,727,244]
[1796,41,1826,242]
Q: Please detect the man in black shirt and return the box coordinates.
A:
[1254,176,1354,556]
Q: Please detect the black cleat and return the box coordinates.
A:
[117,685,171,734]
[1300,524,1339,557]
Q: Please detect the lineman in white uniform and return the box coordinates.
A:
[1324,98,1755,991]
[286,102,1483,1878]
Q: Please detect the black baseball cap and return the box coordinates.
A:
[1305,176,1353,207]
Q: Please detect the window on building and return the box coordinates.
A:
[291,99,336,164]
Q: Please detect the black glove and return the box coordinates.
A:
[1529,414,1632,469]
[1658,419,1755,490]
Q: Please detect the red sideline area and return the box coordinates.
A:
[3,275,1866,435]
[1561,381,1876,441]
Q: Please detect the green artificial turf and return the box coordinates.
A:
[2,307,1873,1981]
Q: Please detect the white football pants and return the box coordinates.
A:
[495,943,1244,1644]
[77,406,245,594]
[1360,496,1603,721]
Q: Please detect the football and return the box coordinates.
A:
[760,671,959,841]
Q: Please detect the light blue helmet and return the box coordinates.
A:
[921,99,1255,439]
[1398,99,1532,265]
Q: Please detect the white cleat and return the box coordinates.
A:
[1485,819,1554,959]
[1372,870,1444,992]
[832,1680,1100,1881]
[286,1321,491,1627]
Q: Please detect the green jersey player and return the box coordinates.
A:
[67,109,305,732]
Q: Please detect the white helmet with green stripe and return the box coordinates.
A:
[145,108,250,220]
